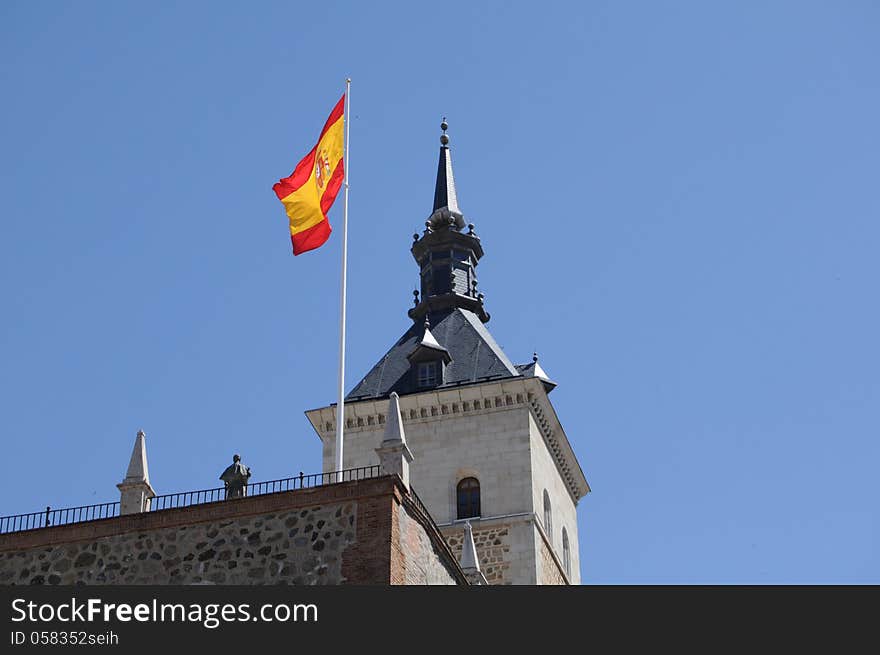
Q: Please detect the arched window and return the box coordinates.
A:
[457,477,481,519]
[543,490,553,544]
[562,527,571,578]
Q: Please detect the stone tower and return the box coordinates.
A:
[306,121,589,584]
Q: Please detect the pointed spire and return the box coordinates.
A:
[429,118,465,229]
[460,520,480,572]
[519,352,557,392]
[458,520,488,584]
[117,429,156,515]
[382,391,407,446]
[123,429,151,484]
[375,392,414,488]
[409,117,489,323]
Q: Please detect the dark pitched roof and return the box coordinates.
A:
[346,308,521,401]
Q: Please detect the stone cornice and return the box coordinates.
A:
[305,379,534,437]
[305,377,589,506]
[522,377,591,504]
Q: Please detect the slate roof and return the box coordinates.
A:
[432,143,460,216]
[346,308,523,401]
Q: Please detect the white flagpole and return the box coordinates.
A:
[334,78,351,483]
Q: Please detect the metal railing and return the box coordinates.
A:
[408,487,436,525]
[0,465,382,535]
[0,502,120,535]
[149,465,382,511]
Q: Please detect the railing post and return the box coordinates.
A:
[299,471,304,489]
[44,506,50,527]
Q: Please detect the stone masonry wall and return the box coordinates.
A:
[0,477,466,586]
[0,504,356,585]
[444,523,512,585]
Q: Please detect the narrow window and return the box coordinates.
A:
[457,477,481,519]
[432,264,451,294]
[562,528,571,578]
[543,490,553,544]
[417,361,438,387]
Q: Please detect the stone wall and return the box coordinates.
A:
[444,523,512,584]
[0,476,467,586]
[528,411,581,584]
[1,504,356,585]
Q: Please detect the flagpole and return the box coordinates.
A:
[334,78,351,483]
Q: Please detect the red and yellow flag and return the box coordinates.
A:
[273,94,345,255]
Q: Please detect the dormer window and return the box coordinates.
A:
[407,318,452,391]
[418,361,438,388]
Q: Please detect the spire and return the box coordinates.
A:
[375,392,414,488]
[382,391,407,446]
[409,118,490,323]
[459,520,488,584]
[460,520,480,571]
[123,429,151,484]
[117,429,156,515]
[430,118,464,228]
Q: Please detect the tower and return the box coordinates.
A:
[306,121,589,584]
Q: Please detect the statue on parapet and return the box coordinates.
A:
[220,454,251,499]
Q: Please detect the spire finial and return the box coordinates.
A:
[424,316,431,330]
[533,352,539,363]
[440,117,449,146]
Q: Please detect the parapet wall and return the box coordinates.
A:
[0,476,466,586]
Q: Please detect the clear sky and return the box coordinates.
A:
[1,1,877,584]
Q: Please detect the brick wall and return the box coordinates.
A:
[538,535,567,585]
[397,498,459,586]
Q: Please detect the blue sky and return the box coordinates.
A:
[1,1,877,583]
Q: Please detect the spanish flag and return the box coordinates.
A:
[273,94,345,255]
